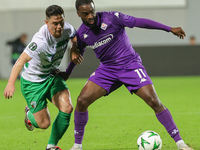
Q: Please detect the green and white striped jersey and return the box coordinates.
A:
[22,22,75,82]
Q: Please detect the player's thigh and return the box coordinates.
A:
[135,84,158,101]
[21,77,48,114]
[52,89,73,113]
[48,75,72,113]
[135,84,165,112]
[78,80,107,104]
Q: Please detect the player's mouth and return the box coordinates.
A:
[54,30,63,38]
[88,19,95,24]
[56,30,62,34]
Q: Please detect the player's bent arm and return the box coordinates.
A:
[4,52,31,99]
[70,36,84,65]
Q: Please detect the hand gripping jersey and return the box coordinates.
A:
[22,22,76,82]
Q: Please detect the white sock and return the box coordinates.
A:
[176,140,188,148]
[74,143,82,147]
[46,144,56,149]
[176,140,185,144]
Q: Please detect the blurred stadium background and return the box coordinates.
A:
[1,1,200,149]
[0,0,199,79]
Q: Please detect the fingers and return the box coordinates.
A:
[172,27,186,39]
[72,54,84,65]
[77,55,84,64]
[179,30,186,39]
[178,32,186,39]
[4,91,13,99]
[182,30,186,37]
[177,34,184,39]
[4,83,15,99]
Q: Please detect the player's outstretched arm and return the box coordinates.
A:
[170,27,186,39]
[4,52,31,99]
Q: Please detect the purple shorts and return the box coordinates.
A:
[88,62,153,95]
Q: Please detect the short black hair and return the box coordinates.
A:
[45,5,64,19]
[75,0,94,10]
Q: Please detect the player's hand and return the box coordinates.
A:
[57,71,69,81]
[51,69,69,81]
[4,83,15,99]
[70,48,84,65]
[51,69,60,76]
[171,27,186,39]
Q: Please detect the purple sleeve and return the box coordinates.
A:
[134,17,171,32]
[113,12,135,28]
[65,46,86,76]
[65,29,87,76]
[65,61,76,76]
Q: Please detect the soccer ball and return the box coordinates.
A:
[137,130,162,150]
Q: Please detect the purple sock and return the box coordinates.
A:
[74,110,88,144]
[156,108,182,142]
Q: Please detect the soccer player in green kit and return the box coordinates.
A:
[4,5,83,150]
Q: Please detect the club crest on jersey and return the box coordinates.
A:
[31,101,37,109]
[101,23,107,30]
[28,42,37,51]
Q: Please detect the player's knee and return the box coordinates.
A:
[68,104,73,113]
[77,95,89,108]
[62,104,73,114]
[147,96,162,109]
[38,119,51,129]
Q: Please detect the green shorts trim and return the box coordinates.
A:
[21,75,68,113]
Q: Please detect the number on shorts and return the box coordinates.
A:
[134,69,146,78]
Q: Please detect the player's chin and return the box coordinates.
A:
[55,32,62,38]
[88,20,95,24]
[87,22,96,28]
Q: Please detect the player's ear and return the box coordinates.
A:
[77,11,81,17]
[45,19,48,25]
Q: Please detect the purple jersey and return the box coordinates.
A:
[66,11,171,75]
[76,11,141,67]
[66,11,171,93]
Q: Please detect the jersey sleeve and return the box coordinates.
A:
[76,32,87,55]
[65,31,87,76]
[24,37,46,58]
[133,17,171,32]
[66,22,76,39]
[112,11,171,32]
[112,11,136,28]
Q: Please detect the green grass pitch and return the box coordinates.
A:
[0,76,199,150]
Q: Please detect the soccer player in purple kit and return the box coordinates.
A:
[67,0,194,150]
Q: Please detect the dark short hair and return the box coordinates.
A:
[75,0,94,10]
[45,5,64,19]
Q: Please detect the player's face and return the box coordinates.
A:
[45,14,64,38]
[77,2,96,28]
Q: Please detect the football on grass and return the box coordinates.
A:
[137,130,162,150]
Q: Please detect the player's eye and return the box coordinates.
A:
[53,22,58,26]
[60,20,64,25]
[82,13,88,17]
